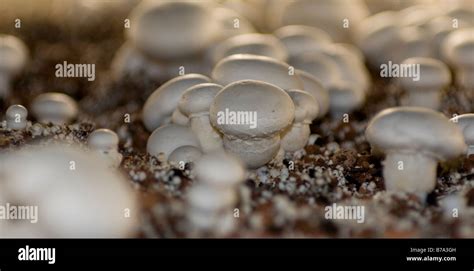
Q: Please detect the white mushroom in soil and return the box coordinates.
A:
[210,33,288,65]
[274,25,333,61]
[398,57,451,110]
[0,34,28,98]
[212,54,304,91]
[295,69,330,118]
[210,80,295,169]
[281,90,319,152]
[31,92,78,125]
[450,114,474,156]
[442,28,474,89]
[178,83,223,152]
[365,107,467,198]
[5,104,28,130]
[146,124,200,161]
[87,128,122,168]
[168,145,202,166]
[186,151,246,235]
[0,144,139,238]
[126,0,218,60]
[142,73,211,132]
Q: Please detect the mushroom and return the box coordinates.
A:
[450,114,474,156]
[210,33,288,65]
[210,80,295,168]
[31,92,78,125]
[0,144,139,238]
[5,104,28,130]
[355,11,404,67]
[126,0,218,60]
[142,73,211,132]
[295,69,330,118]
[327,81,366,118]
[212,6,256,42]
[398,57,451,110]
[168,145,202,166]
[178,83,223,152]
[212,54,303,91]
[274,25,332,61]
[146,124,200,160]
[289,51,341,90]
[87,128,122,168]
[186,151,246,234]
[171,108,190,126]
[395,26,433,63]
[0,34,28,98]
[281,90,319,152]
[365,107,467,198]
[442,28,474,89]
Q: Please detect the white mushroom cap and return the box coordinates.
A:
[295,69,330,118]
[395,26,432,63]
[399,57,451,91]
[0,34,28,97]
[328,81,366,117]
[210,80,295,139]
[0,34,28,76]
[127,0,218,59]
[274,25,332,60]
[168,145,202,165]
[88,128,119,152]
[287,89,319,124]
[31,92,78,125]
[142,74,211,131]
[146,124,200,159]
[178,83,223,117]
[290,52,341,90]
[194,151,246,188]
[317,43,371,93]
[355,11,404,67]
[6,104,28,130]
[171,108,189,126]
[211,33,288,64]
[0,144,138,238]
[212,54,303,91]
[451,114,474,149]
[442,28,474,68]
[366,107,467,161]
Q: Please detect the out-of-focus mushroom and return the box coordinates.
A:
[5,104,28,130]
[0,34,28,98]
[31,92,78,125]
[146,124,200,160]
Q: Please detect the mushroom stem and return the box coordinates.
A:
[171,108,189,125]
[281,123,310,152]
[190,115,223,153]
[223,135,280,169]
[404,89,441,110]
[0,74,11,98]
[383,151,438,197]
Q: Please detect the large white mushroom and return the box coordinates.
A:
[210,80,295,169]
[365,107,466,198]
[0,144,139,238]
